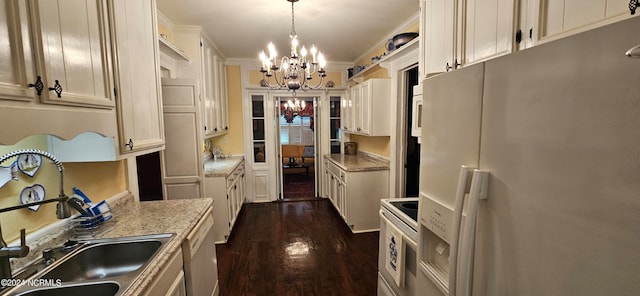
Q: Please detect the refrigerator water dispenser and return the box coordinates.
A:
[418,193,456,295]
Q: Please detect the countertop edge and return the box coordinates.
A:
[324,153,390,172]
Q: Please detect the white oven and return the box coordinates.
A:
[378,198,418,296]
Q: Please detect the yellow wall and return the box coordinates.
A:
[0,136,126,242]
[157,21,174,43]
[348,134,391,158]
[210,65,245,154]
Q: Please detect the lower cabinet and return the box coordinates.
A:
[324,159,389,232]
[144,248,186,296]
[166,271,188,296]
[205,160,246,243]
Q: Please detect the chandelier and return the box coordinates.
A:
[259,0,326,94]
[281,97,311,123]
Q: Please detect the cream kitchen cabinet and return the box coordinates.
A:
[173,30,229,140]
[161,79,204,200]
[324,157,389,233]
[0,0,130,144]
[0,0,37,103]
[422,0,458,76]
[421,0,515,76]
[31,0,115,108]
[205,159,246,243]
[110,0,164,154]
[345,78,391,136]
[143,247,186,296]
[201,38,229,138]
[537,0,633,43]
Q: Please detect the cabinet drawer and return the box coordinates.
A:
[327,160,343,176]
[225,162,245,188]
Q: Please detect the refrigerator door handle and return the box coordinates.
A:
[456,170,489,296]
[448,165,475,296]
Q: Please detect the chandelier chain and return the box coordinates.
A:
[290,1,296,37]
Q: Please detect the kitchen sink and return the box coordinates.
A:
[41,240,162,281]
[15,282,119,296]
[4,233,174,296]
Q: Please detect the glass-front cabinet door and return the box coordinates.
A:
[329,95,341,154]
[251,94,266,163]
[244,91,270,203]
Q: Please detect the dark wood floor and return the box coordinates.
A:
[215,199,380,296]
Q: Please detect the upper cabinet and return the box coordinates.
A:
[421,0,637,77]
[168,27,229,140]
[0,0,119,144]
[109,0,164,154]
[0,0,36,102]
[32,0,114,108]
[201,38,228,138]
[536,0,633,43]
[0,0,113,107]
[463,0,515,65]
[344,78,391,136]
[422,0,457,76]
[0,0,165,155]
[421,0,515,77]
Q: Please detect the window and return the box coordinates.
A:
[280,115,313,145]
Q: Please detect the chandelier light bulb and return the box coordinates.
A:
[291,36,299,56]
[300,46,307,58]
[310,45,317,63]
[268,42,277,60]
[259,51,267,68]
[318,52,326,69]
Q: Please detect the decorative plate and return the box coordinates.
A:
[20,184,45,212]
[0,161,18,188]
[386,38,395,54]
[18,154,42,177]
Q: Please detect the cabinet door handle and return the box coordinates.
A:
[224,126,228,130]
[454,59,461,69]
[446,62,453,72]
[48,80,63,98]
[125,138,134,150]
[214,127,218,132]
[28,76,44,95]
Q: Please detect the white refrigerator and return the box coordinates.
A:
[417,15,640,296]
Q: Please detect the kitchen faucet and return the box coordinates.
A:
[0,149,72,279]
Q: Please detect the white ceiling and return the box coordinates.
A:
[156,0,420,63]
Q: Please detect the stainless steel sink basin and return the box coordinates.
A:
[5,233,174,296]
[41,240,162,281]
[15,282,119,296]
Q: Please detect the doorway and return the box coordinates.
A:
[404,66,420,196]
[278,96,317,200]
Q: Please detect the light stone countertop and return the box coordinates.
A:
[324,153,390,172]
[6,193,212,296]
[203,156,244,177]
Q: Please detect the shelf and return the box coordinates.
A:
[348,38,419,83]
[158,37,190,62]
